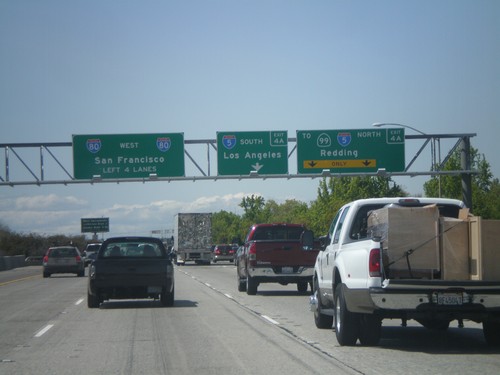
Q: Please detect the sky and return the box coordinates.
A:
[1,0,499,239]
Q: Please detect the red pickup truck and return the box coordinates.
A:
[236,223,318,295]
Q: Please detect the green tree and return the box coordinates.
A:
[423,147,499,218]
[306,176,407,235]
[211,210,244,244]
[239,194,266,223]
[262,199,309,224]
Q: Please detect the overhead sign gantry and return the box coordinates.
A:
[0,129,477,207]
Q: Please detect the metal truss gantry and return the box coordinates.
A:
[0,133,477,207]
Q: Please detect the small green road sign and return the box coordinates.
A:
[217,131,288,175]
[81,218,109,233]
[73,133,185,179]
[297,128,405,174]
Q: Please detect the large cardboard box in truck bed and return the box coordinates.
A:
[440,217,469,280]
[469,217,500,281]
[368,205,440,278]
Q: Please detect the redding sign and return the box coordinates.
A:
[297,128,405,174]
[72,133,185,179]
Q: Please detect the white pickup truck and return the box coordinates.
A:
[310,197,500,346]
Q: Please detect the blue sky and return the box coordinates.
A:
[1,1,499,238]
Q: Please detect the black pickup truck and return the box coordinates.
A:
[87,236,175,308]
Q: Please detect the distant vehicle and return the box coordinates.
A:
[25,256,43,265]
[174,213,212,265]
[84,243,101,266]
[42,246,85,278]
[87,236,175,308]
[212,244,236,263]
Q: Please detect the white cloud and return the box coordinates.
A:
[14,194,87,211]
[0,191,288,237]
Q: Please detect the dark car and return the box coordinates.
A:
[212,244,236,263]
[87,236,175,308]
[43,246,85,278]
[83,243,101,266]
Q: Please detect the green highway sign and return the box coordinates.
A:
[81,218,109,233]
[72,133,185,179]
[297,128,405,174]
[217,131,288,175]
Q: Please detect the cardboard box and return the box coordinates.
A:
[469,217,500,281]
[440,217,469,280]
[368,205,440,278]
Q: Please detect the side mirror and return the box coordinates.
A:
[300,230,314,250]
[318,235,330,251]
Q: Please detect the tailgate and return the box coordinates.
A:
[253,241,318,267]
[95,259,169,285]
[48,257,77,266]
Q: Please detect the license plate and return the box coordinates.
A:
[437,292,463,305]
[147,286,162,294]
[281,267,293,274]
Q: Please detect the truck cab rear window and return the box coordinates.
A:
[253,226,304,241]
[102,242,162,258]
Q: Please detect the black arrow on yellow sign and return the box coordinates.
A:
[303,159,377,169]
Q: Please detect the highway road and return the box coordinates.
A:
[0,264,499,375]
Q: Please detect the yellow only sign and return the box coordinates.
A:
[303,159,377,169]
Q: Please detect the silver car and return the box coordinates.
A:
[84,243,101,266]
[43,246,85,278]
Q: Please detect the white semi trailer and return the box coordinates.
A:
[173,213,212,265]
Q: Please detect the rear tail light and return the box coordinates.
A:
[43,255,48,263]
[75,255,82,262]
[248,243,257,266]
[369,248,381,277]
[214,249,221,255]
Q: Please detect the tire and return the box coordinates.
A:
[313,279,333,329]
[43,272,50,278]
[297,281,308,293]
[246,275,258,295]
[334,284,359,346]
[358,314,382,346]
[160,286,175,307]
[483,320,500,346]
[77,270,85,277]
[237,273,246,292]
[87,291,100,308]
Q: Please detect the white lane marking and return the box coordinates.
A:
[34,324,54,337]
[75,298,84,305]
[261,315,280,325]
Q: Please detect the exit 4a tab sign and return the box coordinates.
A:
[296,129,405,174]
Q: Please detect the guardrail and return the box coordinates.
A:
[0,255,28,271]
